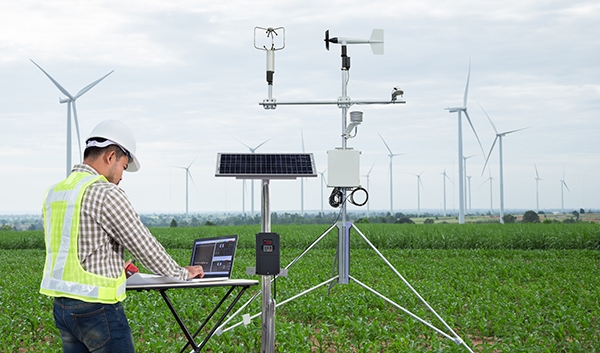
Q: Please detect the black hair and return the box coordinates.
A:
[84,138,127,161]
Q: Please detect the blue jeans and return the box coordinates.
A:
[53,297,135,353]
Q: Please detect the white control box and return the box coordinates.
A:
[327,149,361,187]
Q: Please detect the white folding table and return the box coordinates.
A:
[127,275,258,352]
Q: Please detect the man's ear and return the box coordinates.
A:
[102,150,117,165]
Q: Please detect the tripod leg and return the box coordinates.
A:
[350,224,474,352]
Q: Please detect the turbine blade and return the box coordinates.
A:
[301,130,305,153]
[481,136,499,176]
[188,170,200,193]
[477,102,498,134]
[71,101,83,162]
[30,59,74,100]
[535,164,540,179]
[367,161,376,175]
[478,178,489,189]
[233,137,252,150]
[188,155,199,168]
[561,180,571,193]
[501,126,530,136]
[377,132,394,155]
[253,136,275,151]
[463,59,471,107]
[445,173,455,185]
[463,110,486,157]
[74,70,114,99]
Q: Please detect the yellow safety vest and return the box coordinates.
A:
[40,172,126,304]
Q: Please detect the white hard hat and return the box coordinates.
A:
[86,120,141,172]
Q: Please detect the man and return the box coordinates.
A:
[40,120,204,352]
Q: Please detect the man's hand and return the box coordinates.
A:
[185,265,205,279]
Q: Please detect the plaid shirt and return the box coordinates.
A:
[67,164,188,280]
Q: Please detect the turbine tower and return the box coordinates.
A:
[362,162,376,218]
[234,136,274,216]
[534,164,542,213]
[31,60,114,177]
[560,169,570,214]
[479,103,528,224]
[445,60,485,224]
[378,133,404,214]
[174,156,198,223]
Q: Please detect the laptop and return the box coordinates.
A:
[188,234,238,282]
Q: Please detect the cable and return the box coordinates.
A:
[348,186,368,207]
[329,186,369,208]
[328,187,343,208]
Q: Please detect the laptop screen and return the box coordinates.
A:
[190,235,238,278]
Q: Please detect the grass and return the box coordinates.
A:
[1,223,599,352]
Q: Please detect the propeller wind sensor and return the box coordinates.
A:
[324,29,384,55]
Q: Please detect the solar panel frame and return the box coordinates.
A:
[215,153,317,179]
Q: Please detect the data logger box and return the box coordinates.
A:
[256,232,280,276]
[327,149,361,188]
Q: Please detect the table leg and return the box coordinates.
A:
[160,290,199,352]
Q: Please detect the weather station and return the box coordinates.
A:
[215,27,474,353]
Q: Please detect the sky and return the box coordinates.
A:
[1,0,599,216]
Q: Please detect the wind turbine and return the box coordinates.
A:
[234,136,274,216]
[479,103,529,224]
[534,164,542,213]
[174,156,198,223]
[445,60,485,224]
[408,172,425,217]
[440,169,453,217]
[31,60,114,177]
[560,169,570,214]
[362,161,376,218]
[378,133,404,215]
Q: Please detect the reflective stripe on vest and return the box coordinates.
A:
[40,172,126,303]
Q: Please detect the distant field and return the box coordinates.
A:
[410,212,600,224]
[1,223,599,352]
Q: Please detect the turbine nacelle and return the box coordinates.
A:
[445,107,466,113]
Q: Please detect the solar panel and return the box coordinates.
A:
[215,153,317,179]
